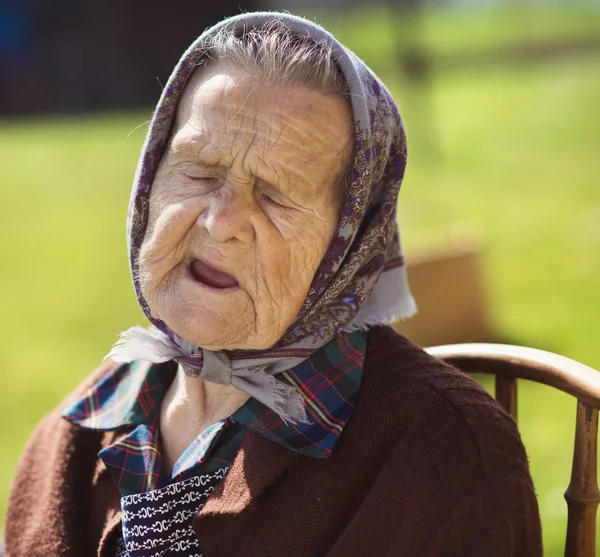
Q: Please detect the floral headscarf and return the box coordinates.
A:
[110,12,416,423]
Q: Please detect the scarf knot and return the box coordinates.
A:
[107,326,309,424]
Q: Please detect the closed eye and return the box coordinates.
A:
[260,193,290,210]
[185,174,217,182]
[180,162,224,184]
[183,174,222,193]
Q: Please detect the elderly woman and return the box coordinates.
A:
[6,12,542,557]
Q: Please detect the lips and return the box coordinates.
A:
[189,259,239,289]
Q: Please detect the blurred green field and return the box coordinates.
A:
[1,5,599,556]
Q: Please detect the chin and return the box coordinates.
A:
[165,310,243,351]
[163,304,292,351]
[149,273,293,351]
[156,298,251,352]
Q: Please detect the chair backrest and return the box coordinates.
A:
[426,343,600,557]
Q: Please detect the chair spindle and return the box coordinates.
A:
[564,400,600,557]
[495,374,518,422]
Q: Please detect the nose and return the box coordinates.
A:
[196,185,256,245]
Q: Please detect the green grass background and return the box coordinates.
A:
[1,4,599,555]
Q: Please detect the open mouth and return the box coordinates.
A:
[189,259,239,289]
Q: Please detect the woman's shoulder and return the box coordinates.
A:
[6,360,121,555]
[8,358,121,508]
[328,327,541,556]
[13,359,119,477]
[360,326,529,479]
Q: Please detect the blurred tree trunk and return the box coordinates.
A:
[385,0,439,158]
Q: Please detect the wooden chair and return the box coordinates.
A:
[425,343,600,557]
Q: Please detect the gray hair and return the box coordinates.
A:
[200,20,349,100]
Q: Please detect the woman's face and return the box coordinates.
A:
[139,64,353,351]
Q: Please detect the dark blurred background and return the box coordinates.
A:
[2,0,599,115]
[0,0,262,113]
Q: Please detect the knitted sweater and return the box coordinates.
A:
[5,326,542,556]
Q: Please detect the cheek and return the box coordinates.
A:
[296,198,340,259]
[147,173,204,234]
[144,186,205,256]
[138,197,206,304]
[295,205,341,284]
[265,209,338,293]
[149,203,193,248]
[302,223,335,277]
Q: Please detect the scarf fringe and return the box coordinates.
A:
[343,296,417,332]
[232,374,310,426]
[106,326,193,363]
[343,267,417,332]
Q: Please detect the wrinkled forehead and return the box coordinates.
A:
[165,63,354,186]
[172,62,353,146]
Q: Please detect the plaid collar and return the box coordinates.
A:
[63,331,366,484]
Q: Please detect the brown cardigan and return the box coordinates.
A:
[5,326,542,556]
